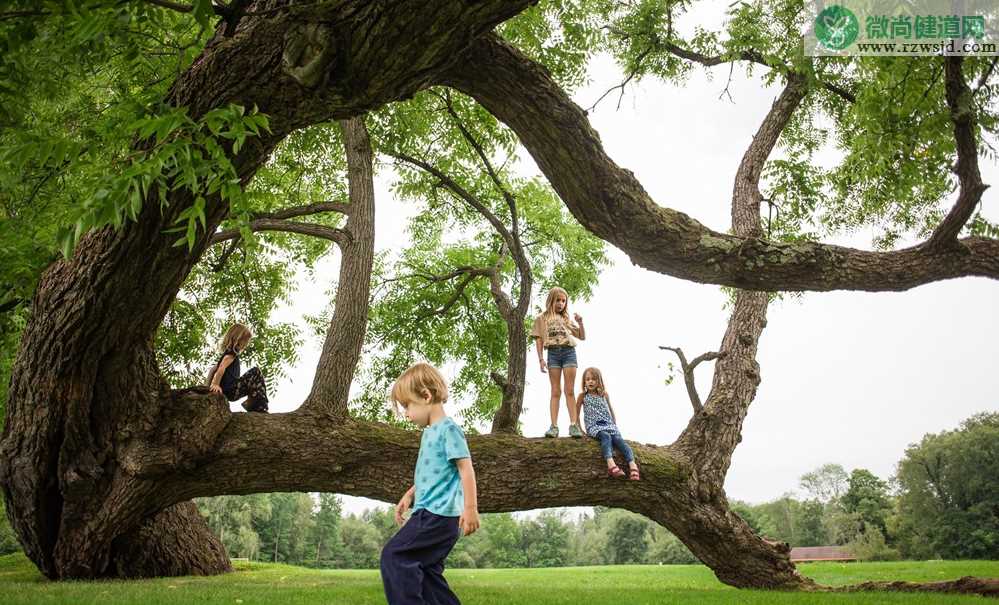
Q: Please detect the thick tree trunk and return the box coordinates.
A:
[110,502,232,579]
[0,1,538,580]
[3,0,992,593]
[302,117,376,415]
[490,316,528,433]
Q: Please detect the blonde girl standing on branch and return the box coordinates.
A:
[531,286,586,438]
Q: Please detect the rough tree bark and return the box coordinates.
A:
[1,1,995,595]
[301,117,376,415]
[0,1,538,579]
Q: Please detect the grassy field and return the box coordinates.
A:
[1,553,996,604]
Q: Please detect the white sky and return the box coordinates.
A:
[261,3,999,515]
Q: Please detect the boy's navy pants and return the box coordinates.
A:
[380,508,461,604]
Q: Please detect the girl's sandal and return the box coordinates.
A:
[607,465,626,478]
[628,466,641,481]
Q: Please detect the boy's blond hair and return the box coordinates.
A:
[391,362,449,412]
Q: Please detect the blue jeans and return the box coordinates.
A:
[597,430,634,463]
[546,345,577,369]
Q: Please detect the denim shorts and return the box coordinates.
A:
[546,345,577,369]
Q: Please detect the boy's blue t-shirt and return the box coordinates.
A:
[412,416,471,517]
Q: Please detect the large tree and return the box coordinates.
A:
[1,0,997,597]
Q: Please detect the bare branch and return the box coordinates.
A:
[660,346,726,414]
[657,40,857,104]
[381,265,492,287]
[586,45,653,113]
[387,150,516,250]
[208,201,350,248]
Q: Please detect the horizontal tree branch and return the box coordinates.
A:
[157,403,686,515]
[254,200,351,220]
[210,218,349,247]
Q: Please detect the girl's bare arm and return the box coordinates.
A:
[606,392,617,424]
[210,354,235,387]
[535,338,546,372]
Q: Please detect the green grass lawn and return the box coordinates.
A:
[1,553,996,604]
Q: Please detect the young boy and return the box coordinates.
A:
[380,362,480,605]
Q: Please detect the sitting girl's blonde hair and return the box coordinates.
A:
[391,362,449,413]
[220,323,252,353]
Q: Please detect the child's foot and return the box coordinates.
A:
[242,397,269,413]
[569,423,583,438]
[628,464,641,481]
[544,425,559,438]
[607,464,626,478]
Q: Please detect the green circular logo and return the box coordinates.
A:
[815,5,859,50]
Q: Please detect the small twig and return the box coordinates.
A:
[659,345,727,414]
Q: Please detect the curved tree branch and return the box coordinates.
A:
[439,34,999,292]
[674,73,805,498]
[209,200,351,247]
[387,150,518,253]
[385,141,533,433]
[430,91,534,321]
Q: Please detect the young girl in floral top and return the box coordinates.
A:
[577,367,639,480]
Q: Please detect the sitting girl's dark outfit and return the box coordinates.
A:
[213,348,269,413]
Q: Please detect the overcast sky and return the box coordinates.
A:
[256,3,999,516]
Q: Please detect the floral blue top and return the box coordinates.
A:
[582,392,619,437]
